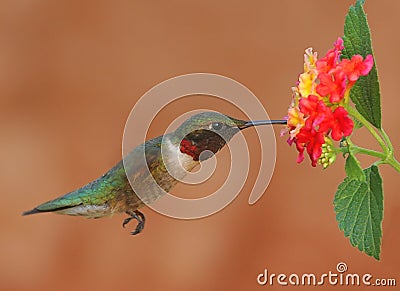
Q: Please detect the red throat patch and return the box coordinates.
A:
[180,139,200,161]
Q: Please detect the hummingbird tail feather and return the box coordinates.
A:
[22,208,42,216]
[22,175,117,218]
[22,204,80,216]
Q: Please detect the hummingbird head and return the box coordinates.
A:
[172,112,286,161]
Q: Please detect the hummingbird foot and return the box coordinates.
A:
[122,210,146,235]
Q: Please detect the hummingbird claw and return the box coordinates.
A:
[122,210,146,235]
[122,216,131,228]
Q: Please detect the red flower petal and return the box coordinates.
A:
[340,54,374,82]
[316,70,347,103]
[316,37,344,74]
[330,107,354,141]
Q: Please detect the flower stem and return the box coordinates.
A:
[386,156,400,172]
[347,106,400,173]
[379,128,393,153]
[378,129,400,171]
[347,106,388,154]
[351,146,386,159]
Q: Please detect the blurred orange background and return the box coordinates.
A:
[1,0,399,290]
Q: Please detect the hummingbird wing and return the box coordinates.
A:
[21,161,128,216]
[22,136,166,217]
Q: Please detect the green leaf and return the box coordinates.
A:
[342,0,382,129]
[345,153,366,181]
[334,165,383,260]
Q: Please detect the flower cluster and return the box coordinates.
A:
[283,38,373,167]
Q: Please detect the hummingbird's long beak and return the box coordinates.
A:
[238,119,287,130]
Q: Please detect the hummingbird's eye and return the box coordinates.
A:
[210,122,224,131]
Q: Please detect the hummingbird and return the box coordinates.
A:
[23,112,286,235]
